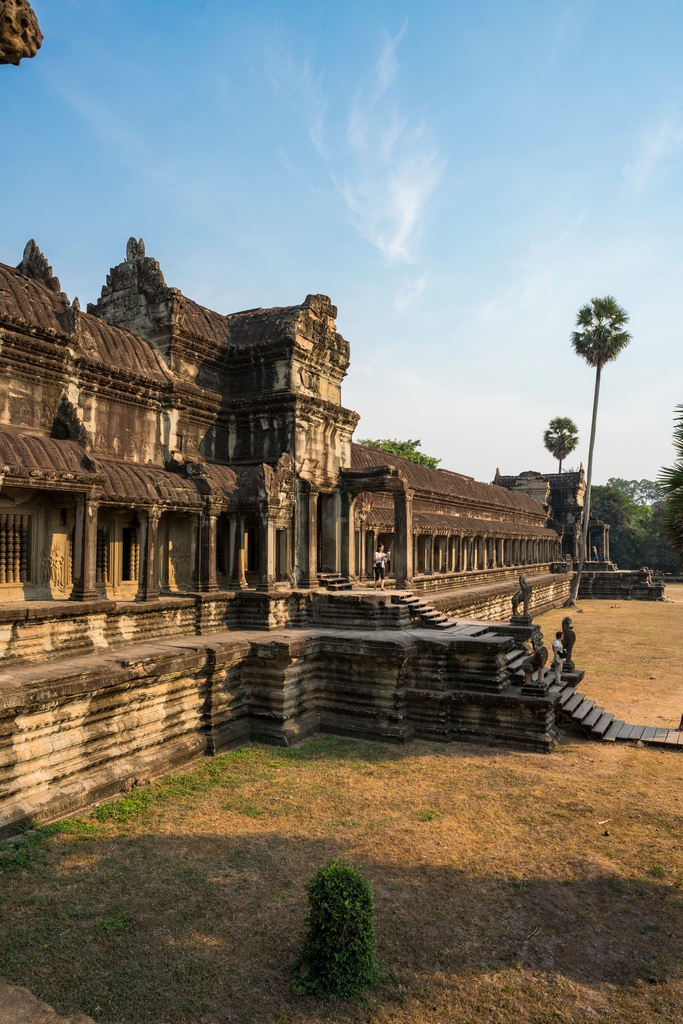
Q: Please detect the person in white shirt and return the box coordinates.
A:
[552,631,565,684]
[373,544,389,591]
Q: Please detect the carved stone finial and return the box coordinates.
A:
[17,239,61,293]
[70,296,81,334]
[0,0,42,65]
[126,237,146,263]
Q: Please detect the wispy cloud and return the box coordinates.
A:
[334,29,442,263]
[623,115,683,196]
[268,27,443,265]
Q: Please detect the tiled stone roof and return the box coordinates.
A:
[366,507,557,538]
[351,444,545,516]
[0,262,171,384]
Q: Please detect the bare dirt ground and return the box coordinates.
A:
[537,585,683,728]
[1,595,682,1024]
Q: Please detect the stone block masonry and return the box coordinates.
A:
[0,621,561,837]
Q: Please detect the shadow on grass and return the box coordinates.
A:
[1,824,681,1024]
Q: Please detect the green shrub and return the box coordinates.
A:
[293,859,379,999]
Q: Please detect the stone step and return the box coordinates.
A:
[571,698,595,722]
[589,712,618,737]
[558,686,576,706]
[563,692,585,715]
[581,706,605,731]
[603,719,624,741]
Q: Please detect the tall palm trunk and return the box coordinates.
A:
[566,362,602,606]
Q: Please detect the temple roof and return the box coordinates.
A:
[0,260,172,384]
[79,313,172,382]
[0,427,93,477]
[365,506,556,538]
[351,445,545,515]
[0,426,239,507]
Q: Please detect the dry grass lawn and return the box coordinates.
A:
[1,595,682,1024]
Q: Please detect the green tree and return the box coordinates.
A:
[566,296,632,606]
[591,485,677,572]
[659,406,683,569]
[543,416,579,473]
[606,477,663,505]
[357,437,441,469]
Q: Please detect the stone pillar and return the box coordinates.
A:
[604,525,611,562]
[70,494,99,601]
[393,488,413,589]
[135,508,161,602]
[359,521,366,580]
[257,511,274,592]
[600,525,608,562]
[199,502,219,593]
[340,492,356,581]
[297,483,319,588]
[231,516,247,589]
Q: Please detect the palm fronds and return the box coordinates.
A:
[659,406,683,568]
[571,296,632,368]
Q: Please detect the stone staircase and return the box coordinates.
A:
[555,683,683,749]
[318,573,353,591]
[395,592,459,629]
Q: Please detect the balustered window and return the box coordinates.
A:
[96,527,110,584]
[121,526,139,582]
[0,514,31,584]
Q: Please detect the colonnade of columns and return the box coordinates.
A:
[68,494,291,602]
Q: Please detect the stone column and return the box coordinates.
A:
[358,521,366,581]
[340,492,356,581]
[256,510,274,592]
[70,494,99,601]
[199,502,219,593]
[135,508,161,602]
[297,483,319,588]
[392,488,413,589]
[604,525,611,562]
[231,515,247,589]
[227,517,237,587]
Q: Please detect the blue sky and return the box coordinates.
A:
[2,0,681,483]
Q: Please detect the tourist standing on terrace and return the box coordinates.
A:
[552,632,565,684]
[373,545,389,591]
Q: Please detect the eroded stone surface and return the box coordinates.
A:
[0,0,42,65]
[0,981,94,1024]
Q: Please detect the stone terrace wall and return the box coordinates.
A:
[1,628,560,836]
[430,572,573,622]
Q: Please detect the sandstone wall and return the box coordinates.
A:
[0,627,560,837]
[430,572,573,621]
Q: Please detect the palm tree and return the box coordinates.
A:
[659,406,683,568]
[543,416,579,473]
[565,296,632,606]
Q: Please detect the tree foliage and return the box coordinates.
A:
[543,416,579,473]
[606,477,664,506]
[357,437,441,469]
[571,296,632,368]
[659,406,683,569]
[293,859,380,999]
[591,484,677,572]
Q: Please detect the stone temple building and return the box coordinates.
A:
[3,237,662,837]
[493,468,611,565]
[0,238,564,612]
